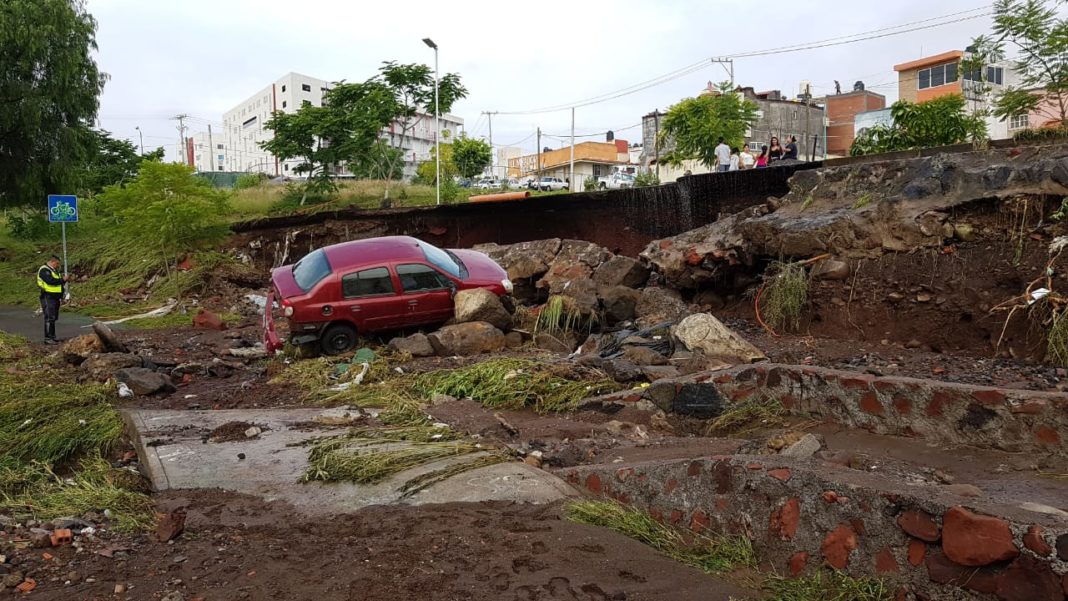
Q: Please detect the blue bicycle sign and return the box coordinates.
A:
[47,195,78,223]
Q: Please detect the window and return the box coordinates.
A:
[216,144,224,150]
[282,101,287,108]
[301,83,312,92]
[281,85,286,92]
[418,241,462,277]
[292,249,331,292]
[1010,113,1030,130]
[217,154,224,161]
[242,116,257,127]
[917,62,959,90]
[987,66,1004,85]
[397,264,450,292]
[342,267,395,298]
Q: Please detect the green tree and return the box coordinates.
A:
[416,143,458,183]
[658,83,759,169]
[375,61,468,159]
[850,95,986,155]
[451,135,492,179]
[982,0,1068,126]
[0,0,108,209]
[79,129,164,195]
[261,81,399,204]
[97,162,230,299]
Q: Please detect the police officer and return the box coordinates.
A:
[37,255,69,345]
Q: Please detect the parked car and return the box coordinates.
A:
[476,178,503,190]
[536,177,568,191]
[598,173,635,190]
[505,178,522,189]
[263,236,513,354]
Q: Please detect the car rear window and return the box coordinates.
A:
[292,249,331,292]
[342,267,395,298]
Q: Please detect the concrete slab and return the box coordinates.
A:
[123,408,574,515]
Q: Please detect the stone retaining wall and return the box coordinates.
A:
[586,364,1068,454]
[562,455,1068,600]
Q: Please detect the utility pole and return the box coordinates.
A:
[172,114,190,166]
[536,127,541,180]
[710,58,734,86]
[207,124,214,171]
[804,83,812,162]
[569,107,575,192]
[482,111,497,178]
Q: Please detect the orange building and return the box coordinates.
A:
[507,140,631,179]
[893,50,964,103]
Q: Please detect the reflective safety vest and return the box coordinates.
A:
[37,265,63,294]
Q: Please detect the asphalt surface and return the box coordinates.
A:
[0,303,95,342]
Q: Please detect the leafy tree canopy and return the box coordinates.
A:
[850,94,987,156]
[79,130,164,195]
[416,143,459,183]
[0,0,107,208]
[658,83,759,169]
[451,136,492,179]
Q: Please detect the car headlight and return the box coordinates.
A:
[501,279,514,293]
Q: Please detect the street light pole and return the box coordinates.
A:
[423,38,440,206]
[135,126,144,156]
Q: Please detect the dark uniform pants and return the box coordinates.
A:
[41,295,60,340]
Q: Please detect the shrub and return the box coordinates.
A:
[634,172,660,187]
[583,176,598,191]
[234,172,267,190]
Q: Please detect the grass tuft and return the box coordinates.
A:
[535,295,598,337]
[852,193,872,209]
[763,570,891,601]
[566,499,755,573]
[706,396,786,436]
[302,437,483,484]
[1047,309,1068,367]
[762,261,809,332]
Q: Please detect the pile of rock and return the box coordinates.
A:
[388,288,522,357]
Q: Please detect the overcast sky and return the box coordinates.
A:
[87,0,1011,162]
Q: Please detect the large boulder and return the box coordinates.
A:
[593,255,649,289]
[428,322,506,356]
[83,353,144,381]
[388,333,435,357]
[537,240,612,294]
[557,278,600,317]
[115,367,176,396]
[61,334,104,365]
[599,286,640,324]
[672,313,765,364]
[635,287,690,327]
[475,239,561,280]
[91,322,127,353]
[454,288,512,331]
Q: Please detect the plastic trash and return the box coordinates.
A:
[1029,288,1050,305]
[117,382,133,398]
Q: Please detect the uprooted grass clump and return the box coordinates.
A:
[535,295,599,337]
[762,569,891,601]
[761,260,809,332]
[566,499,755,573]
[1047,308,1068,367]
[0,455,154,532]
[706,395,786,436]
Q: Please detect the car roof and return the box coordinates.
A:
[320,236,428,269]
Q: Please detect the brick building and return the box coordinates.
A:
[824,84,886,156]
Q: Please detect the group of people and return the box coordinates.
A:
[713,136,799,172]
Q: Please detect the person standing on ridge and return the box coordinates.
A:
[714,137,731,173]
[37,255,69,344]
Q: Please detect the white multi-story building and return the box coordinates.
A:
[221,71,463,178]
[189,131,226,173]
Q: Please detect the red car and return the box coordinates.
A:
[263,236,513,354]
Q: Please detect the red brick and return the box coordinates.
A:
[730,387,756,401]
[821,523,858,569]
[768,468,792,482]
[788,551,808,576]
[1035,426,1060,445]
[658,240,673,250]
[780,394,798,410]
[892,395,912,415]
[927,390,958,417]
[685,249,703,266]
[715,498,728,511]
[585,473,603,494]
[769,498,800,540]
[687,460,703,477]
[1024,525,1053,556]
[908,538,926,566]
[745,462,763,470]
[713,374,733,384]
[850,518,866,536]
[840,375,874,390]
[821,490,838,503]
[690,510,709,533]
[156,511,185,543]
[859,391,884,415]
[664,478,678,494]
[669,510,682,524]
[874,547,899,574]
[622,394,642,403]
[971,389,1007,406]
[872,379,900,393]
[995,555,1063,601]
[942,506,1019,566]
[926,551,999,594]
[896,509,940,542]
[649,508,663,523]
[1010,400,1046,415]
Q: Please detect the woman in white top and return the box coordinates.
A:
[739,144,755,170]
[728,148,740,171]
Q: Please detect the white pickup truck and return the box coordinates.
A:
[598,173,635,190]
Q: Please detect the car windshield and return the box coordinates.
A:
[291,249,332,292]
[418,241,462,278]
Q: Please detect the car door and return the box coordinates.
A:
[339,266,401,331]
[395,263,455,326]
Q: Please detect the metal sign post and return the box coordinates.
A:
[46,194,78,278]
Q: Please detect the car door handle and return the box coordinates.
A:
[350,306,361,312]
[408,300,419,306]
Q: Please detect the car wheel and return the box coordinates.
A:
[599,183,606,190]
[320,323,358,355]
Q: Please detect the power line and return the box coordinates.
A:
[492,5,993,115]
